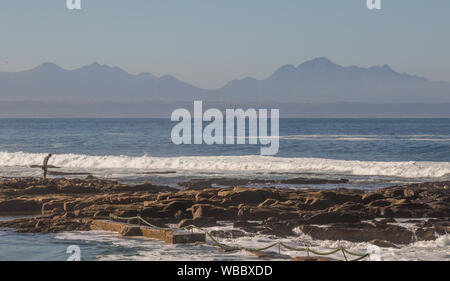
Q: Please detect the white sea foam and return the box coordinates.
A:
[53,227,450,261]
[1,151,450,179]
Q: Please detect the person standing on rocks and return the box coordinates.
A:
[42,154,52,179]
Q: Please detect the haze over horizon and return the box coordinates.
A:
[1,57,449,105]
[5,56,450,86]
[1,0,450,88]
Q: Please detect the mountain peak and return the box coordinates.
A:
[160,74,181,83]
[312,57,333,63]
[368,64,396,74]
[381,64,394,72]
[270,64,296,79]
[85,62,109,69]
[275,64,296,73]
[297,57,339,70]
[76,62,128,75]
[34,62,63,71]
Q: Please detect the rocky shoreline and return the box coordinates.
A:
[0,176,448,247]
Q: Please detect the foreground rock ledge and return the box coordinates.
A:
[90,220,205,244]
[0,177,448,246]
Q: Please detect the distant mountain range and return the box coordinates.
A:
[220,58,450,103]
[0,62,209,101]
[1,57,449,103]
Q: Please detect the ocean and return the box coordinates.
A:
[0,118,449,260]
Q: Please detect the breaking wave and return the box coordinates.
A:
[1,151,450,179]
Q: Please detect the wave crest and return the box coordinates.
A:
[1,151,449,179]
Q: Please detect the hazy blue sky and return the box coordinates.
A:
[0,0,449,88]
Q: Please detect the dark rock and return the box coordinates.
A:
[329,202,365,212]
[24,185,58,194]
[370,239,399,248]
[415,228,436,241]
[260,219,300,237]
[0,199,41,213]
[362,193,385,204]
[237,206,286,220]
[233,220,261,228]
[217,187,279,205]
[305,198,335,210]
[306,213,360,225]
[404,189,416,198]
[258,198,278,207]
[377,206,415,218]
[368,200,391,207]
[179,177,349,189]
[241,225,265,233]
[119,226,143,237]
[177,217,217,228]
[210,230,247,239]
[93,210,109,218]
[192,204,238,219]
[41,201,64,215]
[162,200,193,212]
[279,177,349,185]
[0,177,449,240]
[300,223,414,244]
[378,218,396,223]
[319,190,361,204]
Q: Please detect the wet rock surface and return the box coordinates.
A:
[178,177,349,189]
[0,177,448,245]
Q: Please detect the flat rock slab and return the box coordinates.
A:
[90,220,205,244]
